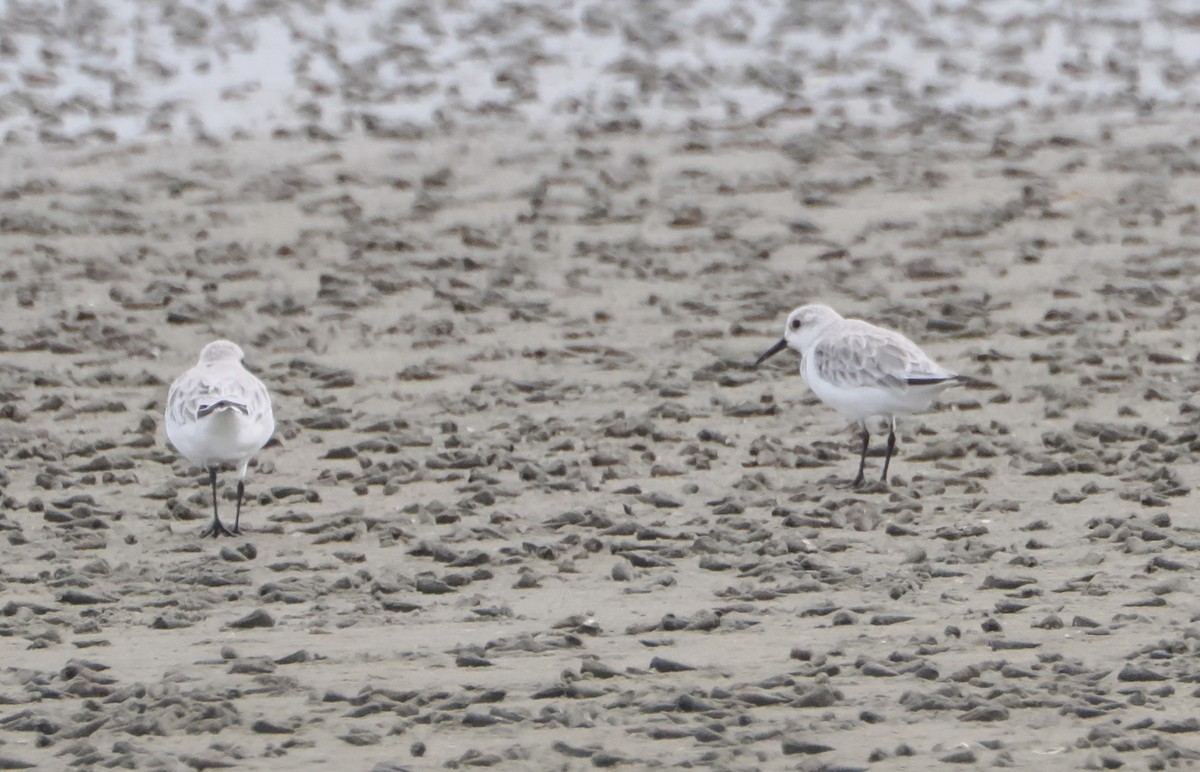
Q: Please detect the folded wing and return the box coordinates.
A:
[169,369,271,426]
[812,325,956,390]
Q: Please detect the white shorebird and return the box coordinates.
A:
[166,340,274,537]
[754,304,966,486]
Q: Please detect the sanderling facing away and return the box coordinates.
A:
[166,340,274,537]
[755,304,966,486]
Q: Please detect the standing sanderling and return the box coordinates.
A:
[166,340,275,537]
[754,304,966,486]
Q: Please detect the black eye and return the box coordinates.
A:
[790,318,801,330]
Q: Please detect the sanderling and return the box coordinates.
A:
[754,304,966,486]
[166,340,275,537]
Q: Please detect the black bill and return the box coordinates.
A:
[754,338,788,368]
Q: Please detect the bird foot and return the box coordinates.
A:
[200,520,237,538]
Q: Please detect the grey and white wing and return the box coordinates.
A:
[892,336,959,386]
[168,367,271,424]
[166,370,205,427]
[209,371,272,424]
[242,374,274,424]
[812,328,955,389]
[811,333,903,389]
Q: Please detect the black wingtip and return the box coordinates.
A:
[197,399,250,418]
[906,374,982,388]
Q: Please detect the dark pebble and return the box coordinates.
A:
[227,609,274,629]
[781,738,834,755]
[456,654,493,668]
[251,719,293,734]
[1118,664,1168,682]
[649,656,695,673]
[959,706,1010,722]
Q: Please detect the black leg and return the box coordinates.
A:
[199,467,234,538]
[853,426,870,487]
[233,479,245,535]
[881,419,897,483]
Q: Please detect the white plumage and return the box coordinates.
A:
[756,304,964,485]
[166,340,274,537]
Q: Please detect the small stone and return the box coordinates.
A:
[251,719,293,734]
[1118,664,1167,682]
[959,705,1010,722]
[339,728,381,746]
[649,656,695,673]
[227,609,274,629]
[781,738,834,755]
[455,654,492,668]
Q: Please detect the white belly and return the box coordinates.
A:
[802,357,943,422]
[167,408,273,469]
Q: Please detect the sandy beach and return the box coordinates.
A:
[4,1,1200,770]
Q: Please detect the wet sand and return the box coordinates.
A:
[4,2,1200,771]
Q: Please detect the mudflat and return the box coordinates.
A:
[3,2,1200,770]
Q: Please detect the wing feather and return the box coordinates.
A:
[168,366,271,425]
[811,322,954,389]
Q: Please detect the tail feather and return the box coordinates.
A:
[197,399,250,419]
